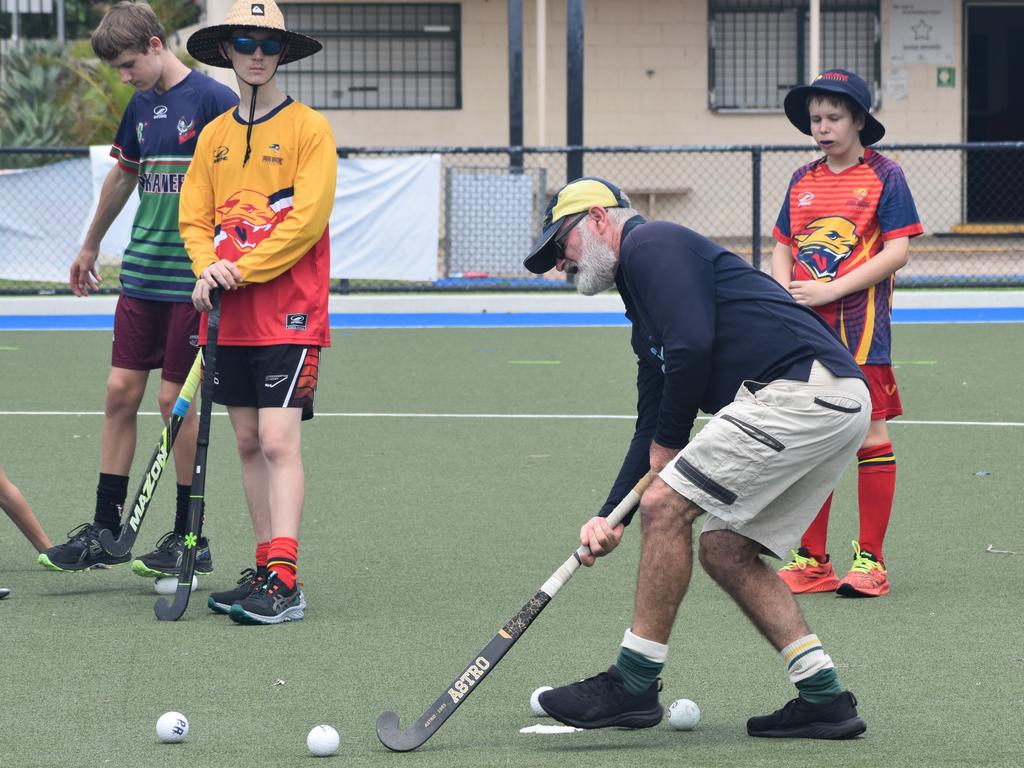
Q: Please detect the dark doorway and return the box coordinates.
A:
[966,4,1024,222]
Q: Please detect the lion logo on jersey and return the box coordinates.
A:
[215,189,288,260]
[793,216,859,280]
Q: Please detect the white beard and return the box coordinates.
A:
[574,222,618,295]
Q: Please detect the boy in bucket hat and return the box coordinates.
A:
[772,69,923,597]
[179,0,337,624]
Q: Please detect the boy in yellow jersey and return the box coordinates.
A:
[180,0,336,624]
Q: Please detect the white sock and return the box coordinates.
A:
[621,628,668,663]
[780,634,834,683]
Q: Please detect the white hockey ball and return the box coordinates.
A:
[156,711,189,743]
[307,724,340,756]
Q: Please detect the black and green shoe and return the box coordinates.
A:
[208,567,267,614]
[131,531,213,578]
[228,570,305,625]
[37,523,131,571]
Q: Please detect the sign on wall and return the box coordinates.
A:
[889,0,955,65]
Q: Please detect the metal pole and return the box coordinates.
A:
[566,0,584,181]
[57,0,66,44]
[12,0,21,45]
[508,0,524,171]
[808,0,821,81]
[536,0,546,146]
[751,146,762,271]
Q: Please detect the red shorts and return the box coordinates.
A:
[212,345,320,421]
[861,364,902,421]
[112,295,200,383]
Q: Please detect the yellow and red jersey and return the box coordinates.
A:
[180,97,336,347]
[773,149,922,364]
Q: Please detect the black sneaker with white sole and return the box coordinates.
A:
[229,570,305,625]
[208,567,266,614]
[37,523,131,571]
[747,691,866,739]
[131,531,214,578]
[538,666,663,729]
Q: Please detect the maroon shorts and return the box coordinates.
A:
[861,364,902,421]
[212,345,320,421]
[112,295,200,383]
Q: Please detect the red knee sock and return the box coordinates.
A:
[800,493,833,563]
[267,536,299,589]
[857,442,896,562]
[255,540,271,570]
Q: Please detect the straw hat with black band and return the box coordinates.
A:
[187,0,322,165]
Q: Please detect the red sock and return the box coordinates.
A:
[800,493,833,563]
[857,442,896,562]
[255,540,271,569]
[267,536,299,589]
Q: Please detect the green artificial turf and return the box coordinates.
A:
[0,325,1021,767]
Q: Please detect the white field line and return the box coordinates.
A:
[0,410,1022,427]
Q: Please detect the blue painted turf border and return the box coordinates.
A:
[1,306,1024,330]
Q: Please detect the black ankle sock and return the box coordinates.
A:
[94,473,129,533]
[174,484,190,535]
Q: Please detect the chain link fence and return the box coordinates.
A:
[3,143,1023,293]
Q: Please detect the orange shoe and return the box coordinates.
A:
[836,541,890,597]
[777,547,840,593]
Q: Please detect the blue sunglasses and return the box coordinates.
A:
[230,36,284,56]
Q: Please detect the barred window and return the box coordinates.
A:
[708,0,880,111]
[277,3,461,110]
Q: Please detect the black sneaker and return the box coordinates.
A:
[37,523,131,571]
[747,691,866,739]
[131,531,214,578]
[208,567,266,614]
[228,570,306,625]
[0,587,10,599]
[538,666,663,729]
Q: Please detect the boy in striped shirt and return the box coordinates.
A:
[39,2,237,574]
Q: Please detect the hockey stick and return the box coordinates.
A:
[98,352,203,557]
[376,470,655,752]
[155,290,221,621]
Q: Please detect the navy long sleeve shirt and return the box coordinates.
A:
[598,218,864,522]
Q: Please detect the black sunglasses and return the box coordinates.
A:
[553,212,588,256]
[230,36,285,56]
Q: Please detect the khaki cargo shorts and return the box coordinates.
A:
[659,361,871,559]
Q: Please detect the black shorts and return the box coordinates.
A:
[211,345,320,421]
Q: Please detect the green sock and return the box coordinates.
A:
[795,668,843,704]
[615,647,663,695]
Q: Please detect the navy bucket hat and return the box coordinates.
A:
[784,69,885,147]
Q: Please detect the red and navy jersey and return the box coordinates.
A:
[773,149,923,364]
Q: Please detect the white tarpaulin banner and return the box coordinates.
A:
[329,154,440,281]
[87,150,441,280]
[85,146,139,260]
[1,149,441,283]
[0,157,92,282]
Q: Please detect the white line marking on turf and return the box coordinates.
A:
[519,724,583,734]
[1,411,1023,427]
[986,544,1024,555]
